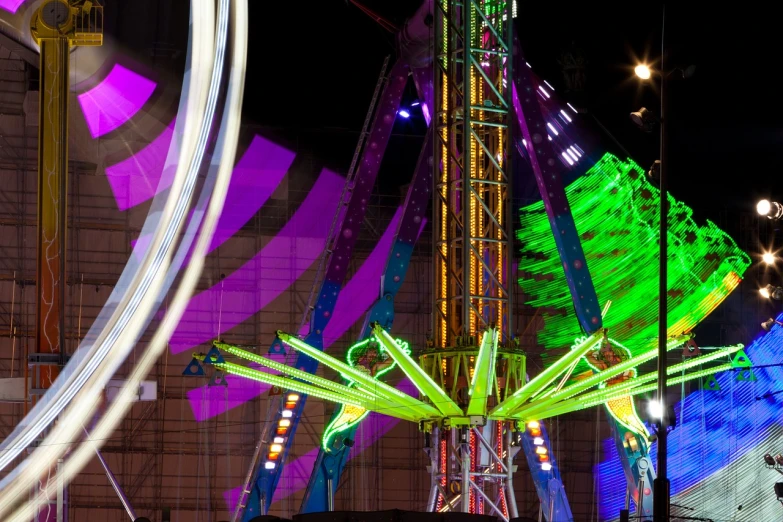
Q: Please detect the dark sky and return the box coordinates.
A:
[244,2,783,226]
[241,2,783,336]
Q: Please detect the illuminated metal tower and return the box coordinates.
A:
[430,0,516,516]
[28,1,102,520]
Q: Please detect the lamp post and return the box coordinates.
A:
[633,6,669,521]
[655,5,670,520]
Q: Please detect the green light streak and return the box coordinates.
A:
[490,330,604,417]
[214,341,379,402]
[615,343,745,396]
[372,324,463,416]
[467,328,498,416]
[526,334,690,411]
[517,153,751,373]
[514,343,743,421]
[200,358,410,417]
[277,331,441,418]
[517,363,734,422]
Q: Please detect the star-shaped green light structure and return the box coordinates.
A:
[191,327,741,427]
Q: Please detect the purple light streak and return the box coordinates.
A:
[0,0,24,13]
[130,135,294,256]
[168,170,344,354]
[186,207,403,420]
[77,63,157,138]
[105,120,175,211]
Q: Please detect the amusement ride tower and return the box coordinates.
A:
[426,0,522,516]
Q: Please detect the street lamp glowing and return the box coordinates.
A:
[648,399,664,419]
[763,252,776,265]
[634,64,652,80]
[757,199,783,220]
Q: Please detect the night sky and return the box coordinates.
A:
[242,2,783,340]
[245,2,782,226]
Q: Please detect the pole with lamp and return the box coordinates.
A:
[630,6,670,521]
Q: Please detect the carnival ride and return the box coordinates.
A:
[183,2,750,521]
[0,0,766,520]
[0,0,250,519]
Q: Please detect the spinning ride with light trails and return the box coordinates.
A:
[181,1,752,521]
[0,0,248,519]
[0,0,752,519]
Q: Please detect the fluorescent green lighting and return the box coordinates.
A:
[322,334,412,452]
[517,153,751,374]
[372,324,463,417]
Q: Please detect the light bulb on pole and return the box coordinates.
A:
[635,63,652,80]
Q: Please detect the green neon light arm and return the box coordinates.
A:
[518,334,691,416]
[517,363,733,422]
[467,328,498,416]
[515,343,743,420]
[490,330,604,417]
[206,358,422,422]
[277,331,441,418]
[213,342,379,402]
[371,323,463,417]
[608,343,745,396]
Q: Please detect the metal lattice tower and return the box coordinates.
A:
[433,0,513,347]
[431,0,515,516]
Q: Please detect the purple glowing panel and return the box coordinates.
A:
[169,170,344,354]
[78,64,157,138]
[130,135,294,255]
[186,208,403,420]
[105,121,175,210]
[0,0,24,13]
[223,379,416,511]
[208,136,294,250]
[323,59,408,287]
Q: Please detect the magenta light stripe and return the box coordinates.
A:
[130,135,294,256]
[186,207,403,420]
[0,0,24,13]
[78,64,157,138]
[105,120,175,211]
[169,170,344,354]
[223,380,415,512]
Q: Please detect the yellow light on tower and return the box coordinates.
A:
[634,64,652,80]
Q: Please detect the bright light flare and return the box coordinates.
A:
[634,64,652,80]
[648,399,664,419]
[763,252,776,265]
[758,199,772,216]
[761,286,771,299]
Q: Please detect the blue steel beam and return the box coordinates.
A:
[241,59,410,520]
[512,46,658,519]
[300,126,433,514]
[511,38,595,520]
